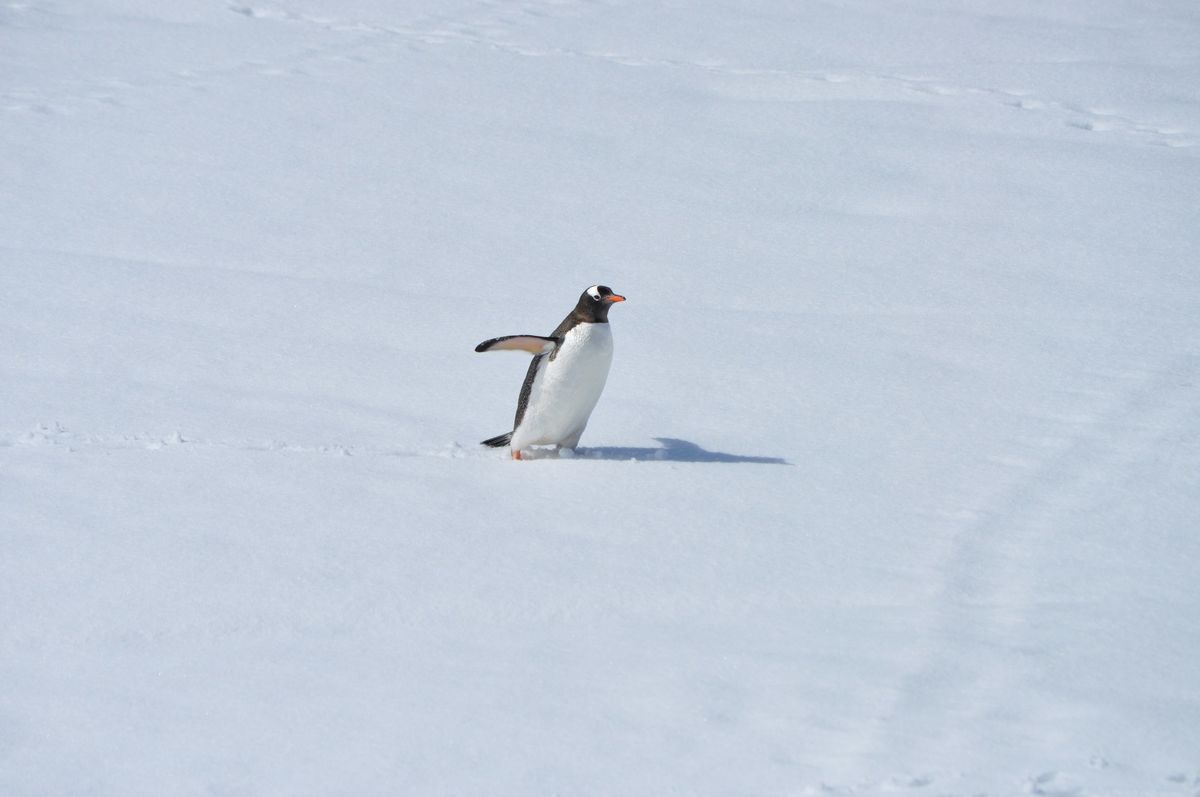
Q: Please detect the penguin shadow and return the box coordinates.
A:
[577,437,790,464]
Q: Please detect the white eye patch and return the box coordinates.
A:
[586,285,603,301]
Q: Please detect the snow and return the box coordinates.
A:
[2,1,1199,794]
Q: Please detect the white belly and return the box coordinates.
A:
[511,322,613,450]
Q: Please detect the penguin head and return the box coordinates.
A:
[578,284,626,321]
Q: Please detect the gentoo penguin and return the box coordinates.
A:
[476,284,626,460]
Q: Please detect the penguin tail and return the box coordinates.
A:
[481,432,513,448]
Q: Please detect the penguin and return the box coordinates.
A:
[475,284,626,460]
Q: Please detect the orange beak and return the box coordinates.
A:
[605,294,626,303]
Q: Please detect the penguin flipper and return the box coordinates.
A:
[475,335,557,355]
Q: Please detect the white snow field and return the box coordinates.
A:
[3,0,1199,794]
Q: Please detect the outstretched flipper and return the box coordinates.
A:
[475,335,557,355]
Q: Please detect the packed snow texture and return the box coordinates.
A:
[2,1,1199,795]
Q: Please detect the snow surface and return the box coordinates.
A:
[3,1,1199,794]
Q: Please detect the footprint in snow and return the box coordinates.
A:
[1027,770,1083,797]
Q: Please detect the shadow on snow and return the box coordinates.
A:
[577,437,790,464]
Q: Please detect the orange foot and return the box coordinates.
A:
[512,449,523,460]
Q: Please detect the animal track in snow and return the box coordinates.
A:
[704,66,1194,150]
[1027,770,1083,797]
[995,90,1195,147]
[15,0,1193,154]
[799,764,1200,796]
[220,0,1199,157]
[3,422,430,459]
